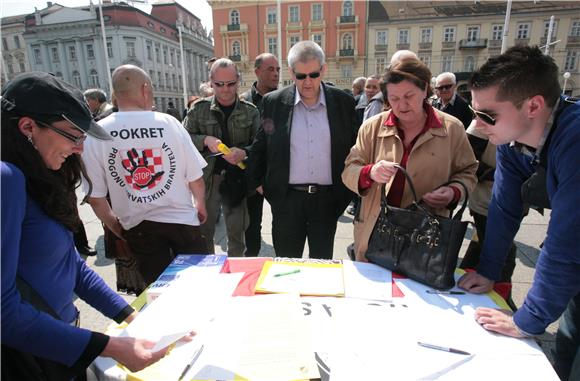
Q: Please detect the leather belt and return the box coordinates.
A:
[289,184,333,194]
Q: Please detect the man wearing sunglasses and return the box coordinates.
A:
[433,72,473,129]
[185,58,260,257]
[457,46,580,381]
[248,40,357,260]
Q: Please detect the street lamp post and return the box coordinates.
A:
[562,72,571,95]
[98,0,113,95]
[176,20,188,110]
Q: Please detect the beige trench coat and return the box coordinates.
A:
[342,108,478,261]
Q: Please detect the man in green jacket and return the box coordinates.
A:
[184,58,260,257]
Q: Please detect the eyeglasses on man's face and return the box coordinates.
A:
[36,120,87,146]
[293,68,322,80]
[468,105,496,126]
[212,80,238,88]
[435,84,454,91]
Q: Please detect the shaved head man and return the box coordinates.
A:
[112,65,154,111]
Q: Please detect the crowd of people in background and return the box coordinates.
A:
[1,41,578,380]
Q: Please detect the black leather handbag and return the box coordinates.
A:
[365,165,469,290]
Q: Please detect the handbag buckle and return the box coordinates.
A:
[416,234,440,248]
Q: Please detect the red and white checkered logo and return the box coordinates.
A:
[121,148,164,190]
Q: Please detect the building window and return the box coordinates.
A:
[289,5,299,23]
[491,24,503,40]
[289,35,300,49]
[13,36,20,49]
[420,28,432,43]
[419,54,431,68]
[341,64,352,78]
[442,55,454,72]
[107,41,113,58]
[342,33,353,50]
[543,20,558,39]
[376,30,387,45]
[2,38,7,50]
[267,8,277,24]
[467,26,480,41]
[72,71,82,88]
[376,57,387,74]
[564,50,578,71]
[312,3,322,21]
[268,37,277,54]
[68,46,77,60]
[177,52,181,68]
[170,50,175,66]
[149,70,155,85]
[146,43,152,60]
[165,73,170,88]
[464,56,476,72]
[571,20,580,37]
[397,29,409,44]
[178,75,182,90]
[517,23,530,39]
[51,47,59,63]
[89,69,99,87]
[232,41,241,56]
[7,62,13,74]
[342,0,353,16]
[312,34,322,47]
[158,71,162,88]
[55,72,63,80]
[172,74,177,89]
[163,48,168,64]
[87,44,95,59]
[155,45,160,62]
[19,60,25,71]
[126,41,136,58]
[443,26,456,42]
[230,9,240,25]
[33,48,42,64]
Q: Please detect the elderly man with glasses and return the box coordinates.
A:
[184,58,260,257]
[433,72,473,129]
[248,40,358,259]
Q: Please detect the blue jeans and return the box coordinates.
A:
[553,292,580,381]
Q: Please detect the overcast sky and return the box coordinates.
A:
[0,0,214,32]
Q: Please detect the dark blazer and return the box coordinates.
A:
[248,83,357,217]
[434,94,473,129]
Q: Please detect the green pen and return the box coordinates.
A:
[274,269,301,277]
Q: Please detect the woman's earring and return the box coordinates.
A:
[27,135,33,144]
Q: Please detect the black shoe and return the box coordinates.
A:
[78,246,97,256]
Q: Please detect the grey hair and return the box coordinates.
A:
[287,40,325,69]
[199,81,213,97]
[83,88,107,103]
[436,72,456,85]
[254,53,278,69]
[209,58,240,79]
[352,77,366,88]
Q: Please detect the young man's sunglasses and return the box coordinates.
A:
[435,84,454,91]
[468,105,496,126]
[213,80,238,88]
[36,119,87,146]
[293,69,322,80]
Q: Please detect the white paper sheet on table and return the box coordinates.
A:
[342,260,392,301]
[121,272,244,350]
[185,293,318,381]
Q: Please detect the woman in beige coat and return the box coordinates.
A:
[342,58,478,262]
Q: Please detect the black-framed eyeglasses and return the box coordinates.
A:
[35,120,87,146]
[435,84,454,91]
[468,105,496,126]
[293,68,322,80]
[212,80,238,88]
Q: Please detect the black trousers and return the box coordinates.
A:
[73,222,90,251]
[124,221,209,285]
[245,192,264,257]
[271,189,338,260]
[460,210,517,283]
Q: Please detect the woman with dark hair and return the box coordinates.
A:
[342,58,478,262]
[1,72,168,380]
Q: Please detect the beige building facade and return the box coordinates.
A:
[367,1,580,98]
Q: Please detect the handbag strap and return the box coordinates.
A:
[381,164,469,220]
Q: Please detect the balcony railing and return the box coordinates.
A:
[229,55,241,62]
[441,41,456,50]
[418,42,432,50]
[340,15,356,23]
[489,39,502,48]
[396,43,410,50]
[339,49,354,57]
[459,38,488,49]
[227,23,240,31]
[375,44,388,52]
